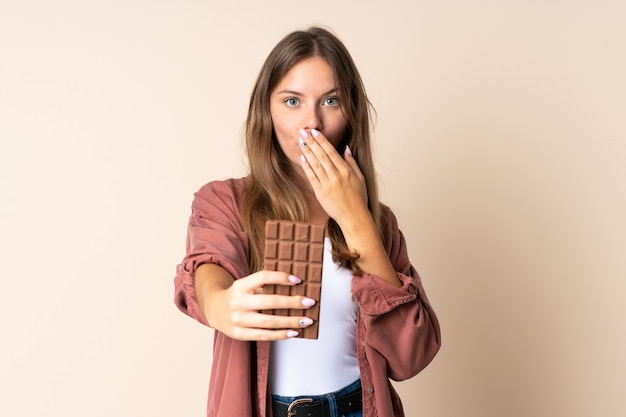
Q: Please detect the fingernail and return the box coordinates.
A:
[300,128,308,138]
[287,330,299,338]
[298,137,307,147]
[300,154,307,164]
[299,318,313,327]
[311,129,320,138]
[301,297,316,307]
[288,275,301,284]
[345,145,352,156]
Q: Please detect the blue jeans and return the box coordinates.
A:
[271,379,363,417]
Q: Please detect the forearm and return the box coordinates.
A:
[194,263,235,326]
[339,209,401,287]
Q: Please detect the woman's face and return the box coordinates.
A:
[270,57,348,167]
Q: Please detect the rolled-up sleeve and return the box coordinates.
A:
[174,179,250,327]
[352,206,441,381]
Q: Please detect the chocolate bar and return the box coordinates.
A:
[263,220,325,339]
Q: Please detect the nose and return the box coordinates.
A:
[303,105,323,132]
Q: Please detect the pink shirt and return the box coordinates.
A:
[174,177,441,417]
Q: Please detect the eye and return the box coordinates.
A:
[284,98,299,107]
[323,97,339,106]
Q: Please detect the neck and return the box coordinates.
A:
[290,170,329,226]
[308,202,329,225]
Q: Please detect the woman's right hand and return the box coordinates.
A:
[195,263,316,341]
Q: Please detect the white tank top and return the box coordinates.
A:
[269,238,360,396]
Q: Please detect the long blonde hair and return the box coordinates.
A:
[242,27,381,274]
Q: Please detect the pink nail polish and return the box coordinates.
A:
[300,128,308,138]
[311,129,320,138]
[300,154,307,164]
[298,137,306,147]
[287,330,299,338]
[299,318,313,327]
[345,145,352,156]
[288,275,302,284]
[301,297,316,307]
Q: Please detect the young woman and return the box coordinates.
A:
[174,26,441,417]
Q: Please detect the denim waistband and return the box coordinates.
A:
[271,379,362,417]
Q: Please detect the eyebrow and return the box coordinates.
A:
[275,88,338,97]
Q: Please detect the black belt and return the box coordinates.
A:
[272,387,362,417]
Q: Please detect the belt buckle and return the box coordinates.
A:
[286,398,313,417]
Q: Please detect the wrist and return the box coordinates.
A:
[337,207,376,240]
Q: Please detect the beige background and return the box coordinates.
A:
[1,1,625,416]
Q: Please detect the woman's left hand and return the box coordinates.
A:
[299,128,368,226]
[299,128,402,287]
